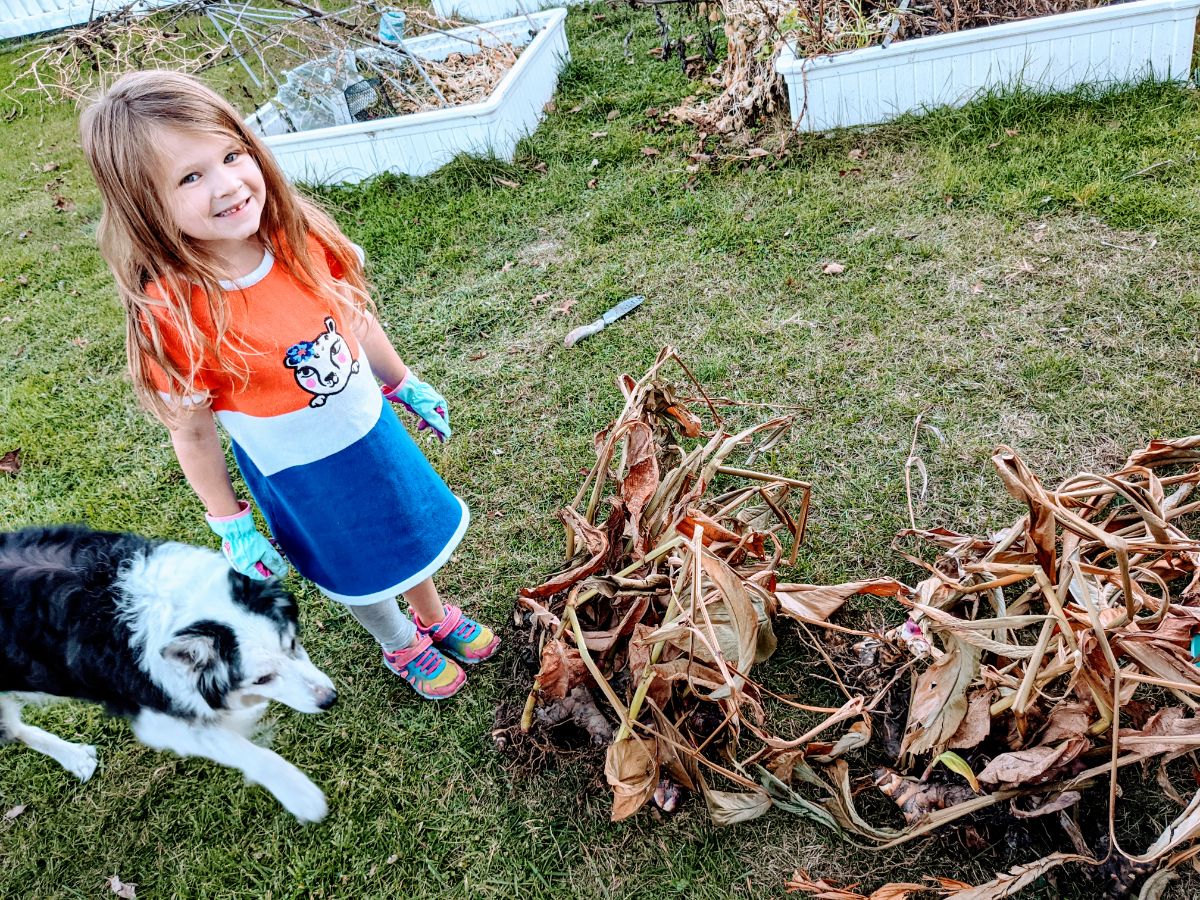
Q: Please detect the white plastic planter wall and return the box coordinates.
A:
[431,0,584,24]
[776,0,1200,132]
[247,8,569,185]
[0,0,174,39]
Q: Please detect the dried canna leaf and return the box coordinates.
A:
[942,853,1091,899]
[976,738,1089,788]
[702,785,772,826]
[900,635,979,759]
[621,422,660,555]
[537,639,589,701]
[605,736,659,822]
[776,579,909,625]
[785,871,867,899]
[519,507,610,599]
[947,691,993,750]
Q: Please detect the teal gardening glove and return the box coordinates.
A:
[206,501,288,580]
[382,371,451,442]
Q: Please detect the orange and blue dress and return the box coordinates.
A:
[143,237,468,604]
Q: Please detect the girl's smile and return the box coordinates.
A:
[215,197,251,218]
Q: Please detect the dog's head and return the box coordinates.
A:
[160,572,336,714]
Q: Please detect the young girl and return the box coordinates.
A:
[79,70,498,700]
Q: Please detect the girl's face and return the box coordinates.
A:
[157,127,267,255]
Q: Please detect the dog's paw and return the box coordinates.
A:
[63,744,98,782]
[281,777,327,824]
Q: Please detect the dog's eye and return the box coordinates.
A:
[253,674,275,686]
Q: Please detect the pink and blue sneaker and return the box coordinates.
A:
[382,634,466,700]
[414,604,500,665]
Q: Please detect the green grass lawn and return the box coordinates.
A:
[3,5,1200,898]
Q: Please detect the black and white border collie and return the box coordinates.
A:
[0,525,336,822]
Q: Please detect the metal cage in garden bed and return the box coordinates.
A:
[246,7,569,184]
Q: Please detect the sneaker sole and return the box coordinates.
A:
[440,637,500,666]
[381,658,466,700]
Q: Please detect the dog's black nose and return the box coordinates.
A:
[316,688,337,710]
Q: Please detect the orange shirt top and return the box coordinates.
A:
[140,236,383,477]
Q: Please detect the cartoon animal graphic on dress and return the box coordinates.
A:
[284,317,360,407]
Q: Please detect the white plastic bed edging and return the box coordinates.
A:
[431,0,583,25]
[246,7,569,185]
[0,0,175,39]
[776,0,1200,132]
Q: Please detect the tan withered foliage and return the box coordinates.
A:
[502,349,1200,893]
[782,436,1200,897]
[668,0,1103,135]
[501,347,815,823]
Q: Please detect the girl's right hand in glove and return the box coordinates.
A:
[205,501,288,580]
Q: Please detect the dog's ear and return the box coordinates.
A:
[162,631,218,671]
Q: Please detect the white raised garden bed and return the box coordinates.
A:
[777,0,1200,132]
[431,0,583,24]
[247,7,569,184]
[0,0,174,39]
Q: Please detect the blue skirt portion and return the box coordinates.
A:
[233,405,469,604]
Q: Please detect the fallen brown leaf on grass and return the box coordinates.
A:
[0,449,20,475]
[551,299,578,318]
[822,262,845,275]
[4,805,26,820]
[640,147,660,157]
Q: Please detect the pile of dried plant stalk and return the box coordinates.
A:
[662,0,1105,134]
[500,347,1200,897]
[780,434,1200,898]
[498,346,816,823]
[12,0,518,116]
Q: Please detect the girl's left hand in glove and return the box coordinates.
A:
[383,372,451,442]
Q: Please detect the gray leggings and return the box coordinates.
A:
[345,596,418,652]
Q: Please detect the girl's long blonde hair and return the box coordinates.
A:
[80,70,372,423]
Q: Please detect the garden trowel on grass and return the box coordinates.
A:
[563,295,645,348]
